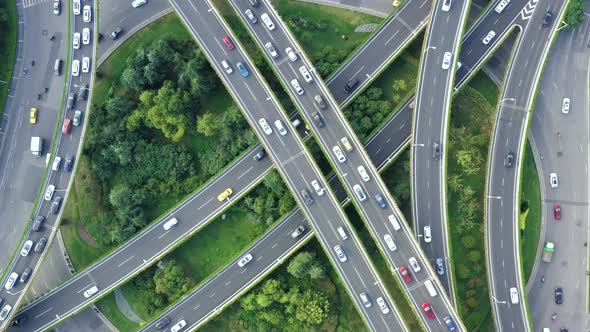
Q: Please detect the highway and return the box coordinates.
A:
[9,0,407,330]
[230,0,465,329]
[410,0,470,300]
[526,13,590,331]
[485,0,569,330]
[0,0,99,327]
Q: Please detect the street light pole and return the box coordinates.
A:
[491,295,507,304]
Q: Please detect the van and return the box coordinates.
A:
[336,226,348,240]
[388,215,401,231]
[424,280,438,297]
[344,77,359,93]
[54,59,62,76]
[131,0,147,8]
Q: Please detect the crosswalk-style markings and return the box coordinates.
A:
[520,0,539,21]
[22,0,50,9]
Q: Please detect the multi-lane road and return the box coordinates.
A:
[410,0,470,299]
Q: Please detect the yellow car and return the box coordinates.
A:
[340,136,353,152]
[217,188,233,202]
[393,0,401,6]
[30,108,38,124]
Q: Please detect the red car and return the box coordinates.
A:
[222,36,234,50]
[421,302,435,320]
[399,266,412,283]
[553,205,561,220]
[62,118,72,134]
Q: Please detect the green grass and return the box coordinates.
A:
[272,0,383,58]
[0,1,17,118]
[200,239,367,332]
[520,142,541,281]
[95,293,140,331]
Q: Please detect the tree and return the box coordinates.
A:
[294,290,330,325]
[565,0,585,29]
[287,252,325,279]
[448,174,463,193]
[392,79,407,92]
[196,112,221,137]
[153,260,191,302]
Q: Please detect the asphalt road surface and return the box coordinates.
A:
[410,0,470,300]
[527,11,590,331]
[485,0,568,330]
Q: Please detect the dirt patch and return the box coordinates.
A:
[76,220,98,248]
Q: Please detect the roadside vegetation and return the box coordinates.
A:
[565,0,585,29]
[520,143,541,281]
[62,14,257,268]
[0,1,17,117]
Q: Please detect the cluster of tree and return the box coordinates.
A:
[128,260,192,316]
[0,8,9,27]
[84,35,254,246]
[237,277,331,330]
[287,251,325,279]
[240,171,296,225]
[313,46,349,78]
[382,150,412,217]
[565,0,585,28]
[344,86,393,140]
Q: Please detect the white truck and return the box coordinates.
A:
[30,136,42,156]
[542,241,555,263]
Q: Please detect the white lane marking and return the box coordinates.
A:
[117,256,134,268]
[35,307,53,319]
[198,197,214,210]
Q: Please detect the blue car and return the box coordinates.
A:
[237,62,249,77]
[443,316,456,331]
[64,153,75,172]
[375,194,387,209]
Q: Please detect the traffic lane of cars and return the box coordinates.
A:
[10,146,273,331]
[236,1,460,329]
[172,1,403,330]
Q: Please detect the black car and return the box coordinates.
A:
[344,77,359,93]
[65,153,75,172]
[111,27,123,40]
[20,268,32,284]
[66,92,77,110]
[504,152,514,168]
[11,315,26,326]
[311,111,325,128]
[32,215,44,232]
[542,10,553,27]
[51,196,62,214]
[253,149,266,161]
[301,189,313,205]
[35,237,47,253]
[433,142,441,160]
[155,316,171,329]
[80,83,89,100]
[555,287,563,304]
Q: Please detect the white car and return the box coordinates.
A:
[0,304,12,321]
[82,57,90,73]
[163,217,178,231]
[84,285,99,298]
[73,0,81,15]
[334,245,347,262]
[384,234,397,251]
[52,156,62,171]
[549,172,558,188]
[260,13,275,30]
[509,287,519,304]
[83,5,92,23]
[377,297,390,314]
[494,0,510,13]
[53,0,61,15]
[274,120,287,136]
[73,32,81,49]
[238,253,253,267]
[357,165,370,182]
[409,256,421,272]
[285,47,298,61]
[332,145,346,163]
[561,97,570,114]
[170,320,187,332]
[44,184,56,201]
[4,273,18,290]
[72,59,80,77]
[353,184,367,201]
[298,66,313,83]
[311,180,324,196]
[442,51,452,70]
[290,79,304,95]
[424,226,432,243]
[82,27,90,45]
[258,118,272,135]
[20,240,33,256]
[264,42,278,58]
[482,30,496,45]
[441,0,452,11]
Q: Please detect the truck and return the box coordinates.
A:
[543,241,555,263]
[30,136,42,156]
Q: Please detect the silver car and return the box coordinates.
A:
[334,245,347,262]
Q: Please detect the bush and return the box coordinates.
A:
[456,264,471,279]
[461,235,477,249]
[467,250,482,263]
[565,0,585,29]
